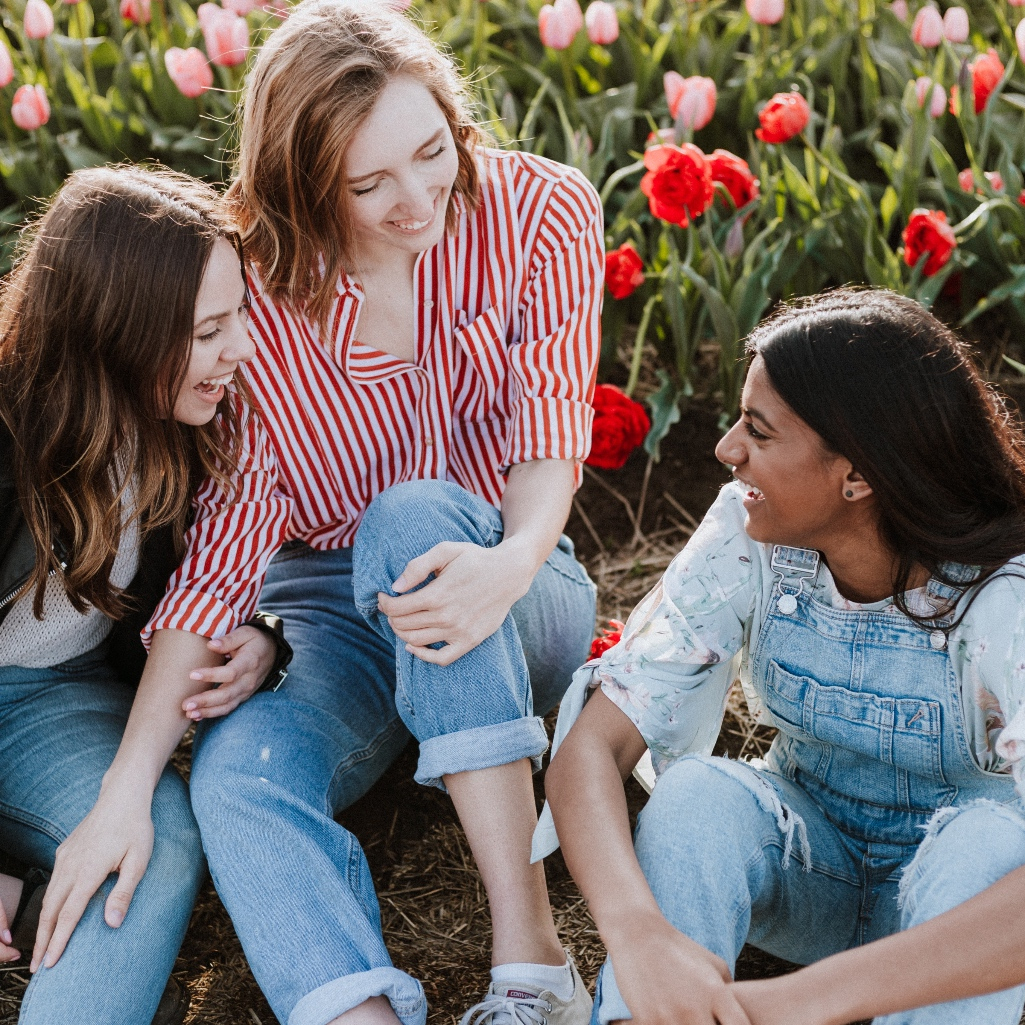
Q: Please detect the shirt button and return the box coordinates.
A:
[423,300,434,309]
[929,630,946,650]
[424,437,434,446]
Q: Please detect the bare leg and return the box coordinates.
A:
[445,758,564,967]
[326,996,403,1025]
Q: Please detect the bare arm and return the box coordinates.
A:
[378,458,576,665]
[734,863,1025,1024]
[547,689,751,1025]
[31,629,218,971]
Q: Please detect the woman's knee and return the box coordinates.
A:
[149,771,206,893]
[899,799,1025,926]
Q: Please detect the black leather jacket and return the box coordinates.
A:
[0,427,291,687]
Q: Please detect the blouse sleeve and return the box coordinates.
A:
[504,166,604,475]
[956,564,1025,797]
[597,483,763,774]
[143,406,293,643]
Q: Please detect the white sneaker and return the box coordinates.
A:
[460,955,593,1025]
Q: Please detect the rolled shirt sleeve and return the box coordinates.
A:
[503,166,604,475]
[144,409,293,643]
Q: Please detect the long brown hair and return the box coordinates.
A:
[748,288,1025,624]
[0,164,249,619]
[226,0,484,331]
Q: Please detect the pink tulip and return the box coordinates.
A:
[222,0,259,12]
[164,46,214,98]
[11,84,49,130]
[890,0,908,19]
[23,0,54,39]
[538,1,578,48]
[745,0,784,24]
[198,3,249,67]
[911,5,943,46]
[942,6,968,42]
[1017,17,1025,61]
[914,75,947,117]
[120,0,151,22]
[0,44,13,89]
[664,72,717,131]
[585,1,618,44]
[63,0,82,6]
[1010,0,1025,6]
[557,0,584,33]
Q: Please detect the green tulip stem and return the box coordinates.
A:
[76,3,98,93]
[625,294,657,398]
[559,50,578,104]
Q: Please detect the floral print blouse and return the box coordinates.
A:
[595,482,1025,789]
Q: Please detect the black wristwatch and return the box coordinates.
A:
[242,611,294,692]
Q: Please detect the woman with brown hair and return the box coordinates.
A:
[0,164,291,1024]
[148,2,604,1024]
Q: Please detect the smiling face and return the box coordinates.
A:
[172,237,255,426]
[343,75,460,269]
[715,356,867,549]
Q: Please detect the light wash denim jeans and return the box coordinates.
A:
[190,480,597,1025]
[0,646,205,1025]
[594,546,1025,1025]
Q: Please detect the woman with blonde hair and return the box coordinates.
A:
[0,165,291,1023]
[150,2,604,1024]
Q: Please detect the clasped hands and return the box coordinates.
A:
[378,540,534,666]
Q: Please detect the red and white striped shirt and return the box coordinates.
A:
[148,149,604,639]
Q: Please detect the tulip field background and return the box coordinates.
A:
[2,0,1025,1019]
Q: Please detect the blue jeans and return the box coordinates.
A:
[0,647,205,1025]
[593,756,1025,1025]
[190,480,596,1025]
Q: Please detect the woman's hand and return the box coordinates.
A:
[377,540,532,665]
[31,783,153,972]
[182,625,276,720]
[608,915,752,1025]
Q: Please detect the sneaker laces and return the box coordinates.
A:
[460,993,553,1025]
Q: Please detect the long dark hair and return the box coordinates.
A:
[0,164,249,620]
[747,287,1025,623]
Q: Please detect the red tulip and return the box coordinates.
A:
[198,3,249,67]
[911,5,943,46]
[969,49,1004,114]
[755,92,810,143]
[605,243,645,300]
[663,72,717,132]
[587,386,650,470]
[708,150,760,209]
[639,143,715,227]
[0,44,13,89]
[11,84,50,131]
[903,209,956,276]
[590,620,625,659]
[23,0,54,39]
[164,47,214,98]
[120,0,151,22]
[745,0,784,24]
[585,1,618,44]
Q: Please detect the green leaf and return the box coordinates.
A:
[1003,354,1025,375]
[644,370,684,462]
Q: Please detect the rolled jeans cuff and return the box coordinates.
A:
[288,967,426,1025]
[594,960,632,1025]
[415,716,550,790]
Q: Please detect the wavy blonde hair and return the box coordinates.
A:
[226,0,484,330]
[0,165,249,619]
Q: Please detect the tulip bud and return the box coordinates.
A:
[0,44,13,89]
[11,84,50,131]
[23,0,54,39]
[1009,0,1024,6]
[585,1,618,44]
[538,1,578,49]
[890,0,908,19]
[197,3,249,67]
[745,0,785,24]
[222,0,259,13]
[911,5,943,46]
[664,72,717,131]
[914,75,946,117]
[1017,17,1025,63]
[942,6,968,42]
[120,0,151,23]
[164,46,214,98]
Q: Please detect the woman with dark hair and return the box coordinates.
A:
[544,287,1025,1025]
[0,165,291,1024]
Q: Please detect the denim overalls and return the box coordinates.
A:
[595,546,1025,1025]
